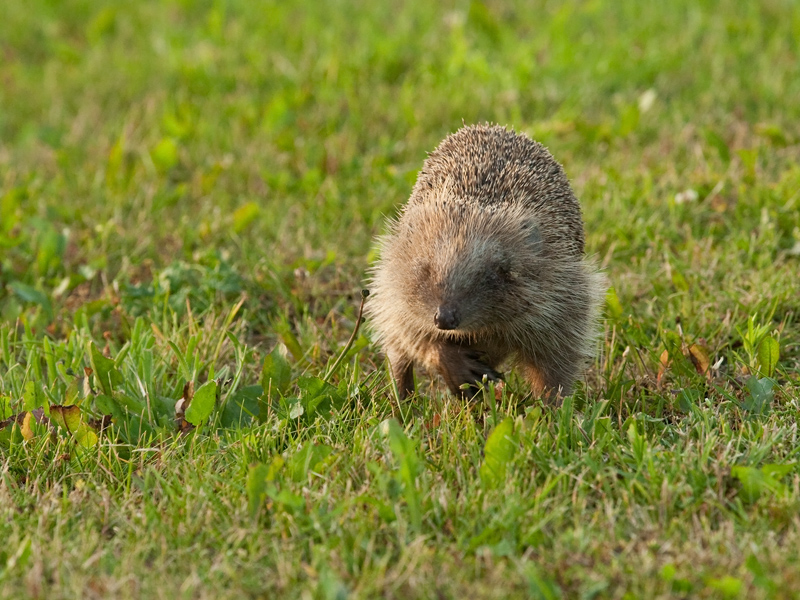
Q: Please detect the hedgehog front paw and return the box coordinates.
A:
[464,351,504,384]
[437,345,503,398]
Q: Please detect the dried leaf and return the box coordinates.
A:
[175,381,195,433]
[83,367,94,396]
[2,409,49,440]
[20,412,35,440]
[50,405,81,433]
[425,413,441,430]
[87,415,113,432]
[184,380,194,402]
[657,349,669,384]
[687,343,711,377]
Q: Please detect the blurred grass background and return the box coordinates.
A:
[1,1,799,598]
[2,1,798,335]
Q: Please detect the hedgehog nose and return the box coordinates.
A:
[434,306,460,330]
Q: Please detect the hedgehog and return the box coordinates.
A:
[366,124,606,401]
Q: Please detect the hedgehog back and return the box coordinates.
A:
[407,124,585,258]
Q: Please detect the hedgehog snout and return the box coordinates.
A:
[434,305,460,330]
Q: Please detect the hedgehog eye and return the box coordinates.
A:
[490,264,515,286]
[501,266,515,282]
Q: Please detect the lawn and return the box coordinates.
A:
[1,0,799,598]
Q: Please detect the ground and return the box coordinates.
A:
[1,1,799,598]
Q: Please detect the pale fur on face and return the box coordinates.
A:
[368,188,555,346]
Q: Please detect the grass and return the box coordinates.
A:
[1,0,799,597]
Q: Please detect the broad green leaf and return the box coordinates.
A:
[605,286,623,319]
[356,493,396,524]
[247,457,285,518]
[232,202,260,233]
[524,564,562,600]
[288,443,333,482]
[0,394,11,420]
[731,466,762,502]
[247,463,270,518]
[746,554,777,594]
[86,7,117,43]
[383,419,420,483]
[220,384,261,428]
[90,343,123,395]
[22,381,45,411]
[742,376,774,415]
[298,376,343,419]
[480,418,517,489]
[755,122,788,146]
[107,393,145,413]
[707,576,742,598]
[63,375,85,407]
[76,427,98,448]
[184,380,217,425]
[757,336,779,377]
[151,137,178,172]
[35,224,65,277]
[705,128,730,163]
[276,320,305,362]
[266,456,284,481]
[467,1,501,44]
[626,420,648,466]
[0,189,21,234]
[7,281,53,320]
[261,345,292,399]
[671,268,689,292]
[288,399,304,420]
[271,488,304,511]
[731,463,791,502]
[53,420,96,449]
[94,394,123,420]
[761,463,794,480]
[50,405,98,448]
[380,419,422,529]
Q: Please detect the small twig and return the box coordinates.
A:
[324,289,370,382]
